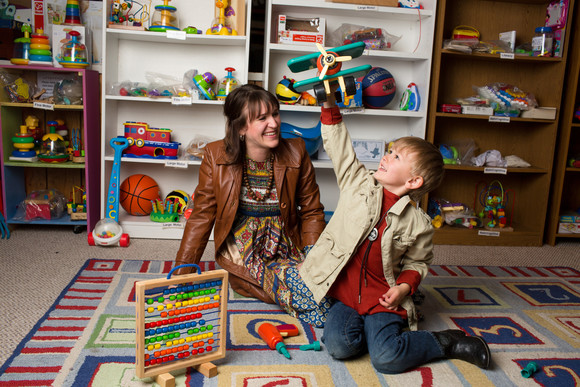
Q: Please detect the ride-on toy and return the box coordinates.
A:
[287,41,371,104]
[88,137,130,247]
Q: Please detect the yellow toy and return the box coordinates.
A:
[149,0,179,32]
[38,121,68,163]
[207,0,237,35]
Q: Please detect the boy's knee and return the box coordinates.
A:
[370,349,409,374]
[322,329,365,360]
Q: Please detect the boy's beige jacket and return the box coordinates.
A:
[299,121,434,330]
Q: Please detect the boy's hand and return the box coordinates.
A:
[378,283,411,310]
[322,82,340,108]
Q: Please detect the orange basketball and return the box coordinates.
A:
[119,174,161,216]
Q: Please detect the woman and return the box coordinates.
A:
[174,84,330,326]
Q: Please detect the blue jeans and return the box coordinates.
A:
[322,301,445,374]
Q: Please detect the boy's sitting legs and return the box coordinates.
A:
[322,300,441,374]
[323,300,491,373]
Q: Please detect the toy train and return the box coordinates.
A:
[122,121,180,159]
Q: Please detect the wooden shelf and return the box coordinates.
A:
[546,4,580,245]
[425,0,576,246]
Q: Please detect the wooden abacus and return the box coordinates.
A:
[135,264,228,385]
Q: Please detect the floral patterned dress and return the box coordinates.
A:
[232,156,332,327]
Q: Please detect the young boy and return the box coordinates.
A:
[299,96,491,373]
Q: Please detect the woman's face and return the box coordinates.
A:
[240,102,281,156]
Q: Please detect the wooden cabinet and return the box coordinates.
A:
[425,0,576,246]
[263,0,436,210]
[546,4,580,245]
[0,65,100,232]
[101,1,251,238]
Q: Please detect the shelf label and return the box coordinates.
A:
[165,160,189,168]
[355,5,378,10]
[172,96,193,105]
[484,167,507,175]
[342,107,365,115]
[488,116,510,123]
[478,230,500,237]
[500,53,515,60]
[33,101,54,110]
[166,30,186,40]
[162,222,184,229]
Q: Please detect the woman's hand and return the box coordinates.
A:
[378,283,411,310]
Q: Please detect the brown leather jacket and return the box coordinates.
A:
[175,137,325,303]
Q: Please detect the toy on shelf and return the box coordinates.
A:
[67,186,87,220]
[288,42,372,104]
[11,23,32,65]
[192,72,217,100]
[299,91,316,106]
[109,0,152,30]
[70,127,85,163]
[216,67,240,101]
[149,0,179,32]
[184,26,202,34]
[183,134,213,160]
[38,121,68,163]
[89,137,130,247]
[10,125,37,162]
[120,174,161,216]
[64,0,82,25]
[360,67,396,109]
[29,29,52,65]
[135,265,228,381]
[399,82,420,111]
[165,190,190,214]
[54,77,83,105]
[122,121,180,159]
[23,189,67,221]
[332,23,401,51]
[439,144,459,165]
[23,115,41,149]
[475,83,537,116]
[275,76,300,104]
[150,198,180,222]
[207,0,237,35]
[568,154,580,168]
[281,121,322,157]
[475,180,515,231]
[57,30,90,68]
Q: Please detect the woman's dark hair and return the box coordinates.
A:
[223,84,280,163]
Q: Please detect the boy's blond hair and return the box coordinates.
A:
[394,136,444,202]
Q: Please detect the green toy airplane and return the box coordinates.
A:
[287,41,371,104]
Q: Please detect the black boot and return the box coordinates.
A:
[433,329,491,369]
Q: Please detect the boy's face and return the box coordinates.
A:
[373,144,420,196]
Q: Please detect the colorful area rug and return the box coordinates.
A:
[1,259,579,386]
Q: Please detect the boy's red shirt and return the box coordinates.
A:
[322,106,421,316]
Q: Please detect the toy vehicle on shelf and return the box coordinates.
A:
[122,121,180,159]
[287,41,371,104]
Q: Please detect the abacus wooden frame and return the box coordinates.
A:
[135,269,229,379]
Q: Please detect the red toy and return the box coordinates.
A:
[120,174,161,216]
[258,322,291,359]
[122,121,180,159]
